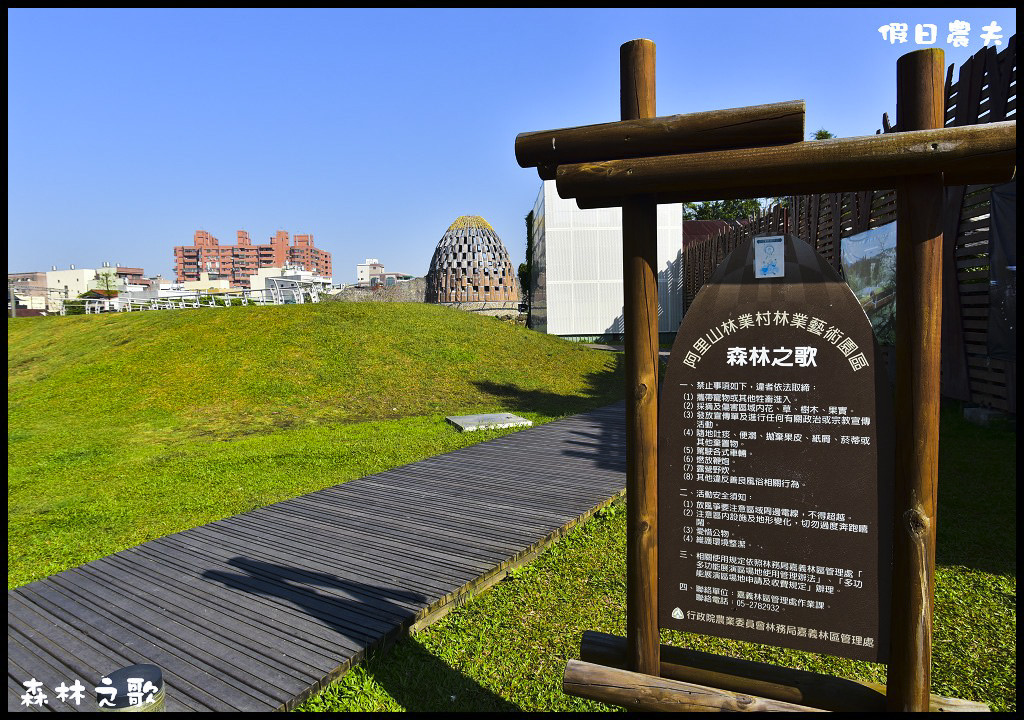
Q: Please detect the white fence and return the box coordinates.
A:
[66,282,323,316]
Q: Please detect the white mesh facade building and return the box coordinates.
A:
[529,180,684,339]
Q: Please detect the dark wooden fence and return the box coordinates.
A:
[683,37,1016,413]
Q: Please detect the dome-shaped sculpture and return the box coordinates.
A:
[426,215,520,308]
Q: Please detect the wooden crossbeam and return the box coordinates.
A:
[554,121,1015,208]
[578,631,990,712]
[515,100,805,179]
[563,659,827,712]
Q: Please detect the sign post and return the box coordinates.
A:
[887,47,945,713]
[619,37,661,679]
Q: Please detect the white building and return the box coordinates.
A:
[158,281,186,297]
[45,265,102,298]
[356,258,384,283]
[9,292,48,311]
[7,271,51,311]
[44,262,141,296]
[248,266,333,292]
[529,180,684,340]
[182,273,233,293]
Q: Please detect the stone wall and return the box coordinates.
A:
[327,277,426,303]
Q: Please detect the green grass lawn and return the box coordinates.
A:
[298,403,1016,712]
[8,304,1014,711]
[7,303,624,588]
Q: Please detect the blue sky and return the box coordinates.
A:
[7,8,1016,281]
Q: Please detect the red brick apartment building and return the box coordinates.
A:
[173,230,332,288]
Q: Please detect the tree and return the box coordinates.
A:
[521,210,534,317]
[812,128,835,140]
[94,268,119,294]
[682,198,761,221]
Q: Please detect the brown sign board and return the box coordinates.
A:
[658,234,893,663]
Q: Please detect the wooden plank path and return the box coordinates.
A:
[8,403,627,712]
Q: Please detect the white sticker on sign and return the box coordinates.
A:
[754,236,785,279]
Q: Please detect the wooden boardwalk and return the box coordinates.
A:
[8,404,626,712]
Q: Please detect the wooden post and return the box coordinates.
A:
[887,47,945,713]
[620,38,660,677]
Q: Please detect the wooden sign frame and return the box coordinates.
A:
[514,39,1013,712]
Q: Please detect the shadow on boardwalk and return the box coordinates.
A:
[203,557,520,711]
[10,400,630,712]
[472,356,627,474]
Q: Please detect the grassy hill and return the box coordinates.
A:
[7,303,624,588]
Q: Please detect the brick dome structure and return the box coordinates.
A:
[425,215,520,308]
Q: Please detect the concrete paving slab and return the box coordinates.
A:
[445,413,533,432]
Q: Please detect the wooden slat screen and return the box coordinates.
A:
[682,36,1015,411]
